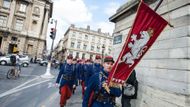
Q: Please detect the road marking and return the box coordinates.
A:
[20,74,40,77]
[47,82,55,88]
[11,77,39,90]
[2,76,39,94]
[0,79,51,98]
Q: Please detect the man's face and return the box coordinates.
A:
[95,59,101,64]
[67,59,72,64]
[103,62,114,72]
[86,62,91,65]
[72,61,77,64]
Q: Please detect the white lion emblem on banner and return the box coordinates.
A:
[120,28,154,67]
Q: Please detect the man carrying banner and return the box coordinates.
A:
[82,56,122,107]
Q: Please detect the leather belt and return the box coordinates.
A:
[94,93,116,104]
[62,75,74,80]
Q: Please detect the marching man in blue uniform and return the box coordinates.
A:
[82,56,122,107]
[55,54,77,107]
[91,55,103,74]
[84,55,103,88]
[83,59,93,87]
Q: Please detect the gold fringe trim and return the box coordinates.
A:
[109,81,122,90]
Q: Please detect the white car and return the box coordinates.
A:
[39,60,48,66]
[0,54,29,67]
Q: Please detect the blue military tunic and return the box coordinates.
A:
[83,63,103,87]
[83,64,93,86]
[78,63,85,81]
[82,70,122,107]
[73,63,80,86]
[56,63,77,89]
[91,63,103,74]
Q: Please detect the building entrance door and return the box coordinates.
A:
[0,37,2,56]
[8,44,17,53]
[0,37,2,48]
[27,44,33,56]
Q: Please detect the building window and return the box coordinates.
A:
[3,0,11,8]
[104,38,106,42]
[97,46,100,52]
[72,34,75,37]
[19,3,27,12]
[83,44,87,50]
[98,37,101,42]
[0,15,7,27]
[70,42,75,48]
[33,7,40,14]
[91,46,94,51]
[77,42,81,49]
[82,53,85,59]
[85,35,88,39]
[113,35,122,44]
[72,32,76,37]
[108,48,111,54]
[76,52,79,58]
[69,51,73,55]
[15,19,24,31]
[79,33,82,38]
[92,36,95,41]
[109,39,112,45]
[90,54,93,60]
[11,37,17,41]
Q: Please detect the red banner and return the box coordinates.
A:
[108,1,168,85]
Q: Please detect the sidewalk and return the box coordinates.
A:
[66,86,83,107]
[66,86,121,107]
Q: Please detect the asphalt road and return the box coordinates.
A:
[0,63,83,107]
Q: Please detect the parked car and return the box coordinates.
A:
[52,60,60,68]
[0,54,29,67]
[39,60,48,66]
[36,58,43,63]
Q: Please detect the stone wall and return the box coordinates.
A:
[112,0,190,107]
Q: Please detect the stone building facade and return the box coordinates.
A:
[110,0,189,107]
[55,24,113,61]
[0,0,53,58]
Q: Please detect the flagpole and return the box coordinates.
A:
[154,0,163,11]
[154,0,174,27]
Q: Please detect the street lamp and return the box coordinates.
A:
[41,19,57,78]
[102,44,105,64]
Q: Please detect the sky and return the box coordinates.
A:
[46,0,127,50]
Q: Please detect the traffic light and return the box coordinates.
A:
[50,28,56,39]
